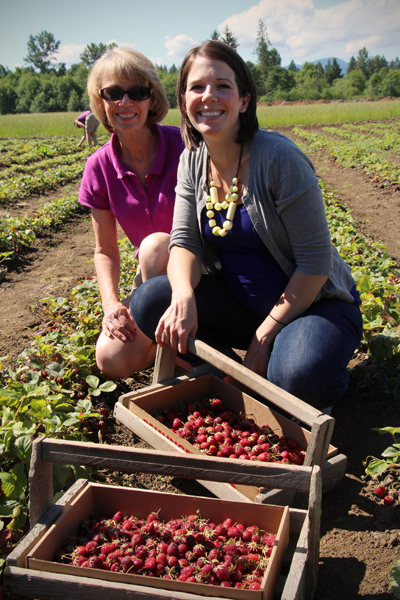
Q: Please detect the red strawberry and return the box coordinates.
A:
[214,565,230,582]
[384,495,394,506]
[374,485,386,498]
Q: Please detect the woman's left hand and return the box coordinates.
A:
[243,333,273,377]
[155,291,198,355]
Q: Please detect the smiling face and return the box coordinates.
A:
[99,76,153,134]
[183,57,250,144]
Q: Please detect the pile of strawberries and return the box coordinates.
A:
[55,510,277,589]
[155,398,305,465]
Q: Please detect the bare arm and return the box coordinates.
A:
[155,245,202,354]
[244,271,328,376]
[91,208,137,342]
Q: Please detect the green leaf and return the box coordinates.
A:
[86,375,99,389]
[365,458,388,477]
[90,389,101,396]
[45,362,65,377]
[390,557,400,599]
[382,446,400,459]
[30,399,46,414]
[372,427,400,437]
[0,473,16,498]
[14,435,33,464]
[99,381,117,392]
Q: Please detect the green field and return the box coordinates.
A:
[1,99,400,138]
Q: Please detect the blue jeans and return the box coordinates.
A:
[131,274,363,409]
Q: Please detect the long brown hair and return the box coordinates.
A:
[178,40,258,151]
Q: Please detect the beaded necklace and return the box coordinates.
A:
[206,144,243,237]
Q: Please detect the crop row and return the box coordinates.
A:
[0,151,89,180]
[292,127,400,188]
[0,192,89,261]
[0,182,399,535]
[0,136,105,166]
[322,126,400,157]
[0,162,85,202]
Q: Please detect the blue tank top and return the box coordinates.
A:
[202,204,290,317]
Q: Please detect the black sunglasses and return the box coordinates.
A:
[100,85,152,102]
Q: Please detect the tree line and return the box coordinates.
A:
[0,26,399,116]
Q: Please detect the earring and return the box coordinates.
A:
[240,107,246,113]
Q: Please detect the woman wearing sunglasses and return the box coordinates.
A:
[130,41,363,411]
[78,47,184,378]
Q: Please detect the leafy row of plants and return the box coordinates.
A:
[293,126,400,189]
[0,237,136,533]
[322,125,400,157]
[0,162,86,202]
[0,192,89,262]
[0,150,90,180]
[0,136,89,165]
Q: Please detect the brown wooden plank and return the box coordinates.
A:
[305,466,322,599]
[4,566,225,600]
[321,454,347,494]
[153,343,177,383]
[39,438,313,493]
[28,438,54,529]
[187,337,321,427]
[7,479,89,568]
[303,414,335,469]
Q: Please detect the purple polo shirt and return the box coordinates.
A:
[78,124,184,249]
[77,110,91,125]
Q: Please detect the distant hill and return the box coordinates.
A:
[284,57,349,72]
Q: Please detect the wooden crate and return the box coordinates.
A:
[115,337,346,505]
[4,438,322,600]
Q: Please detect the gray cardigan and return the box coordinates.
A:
[171,129,356,304]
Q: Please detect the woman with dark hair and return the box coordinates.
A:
[130,40,363,411]
[78,47,184,379]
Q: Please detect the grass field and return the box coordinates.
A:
[1,99,399,138]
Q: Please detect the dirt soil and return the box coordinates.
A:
[1,124,400,599]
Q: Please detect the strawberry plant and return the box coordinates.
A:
[363,426,400,504]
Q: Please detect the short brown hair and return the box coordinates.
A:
[87,47,169,133]
[177,40,258,151]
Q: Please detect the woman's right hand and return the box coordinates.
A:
[102,302,137,342]
[155,291,198,355]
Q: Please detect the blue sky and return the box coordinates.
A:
[1,0,400,71]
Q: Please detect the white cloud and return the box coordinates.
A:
[164,34,198,58]
[57,40,137,65]
[220,0,400,62]
[57,43,86,65]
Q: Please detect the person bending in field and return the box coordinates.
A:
[78,47,184,379]
[129,41,363,412]
[75,110,99,148]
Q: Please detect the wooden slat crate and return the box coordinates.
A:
[4,438,322,600]
[115,336,346,505]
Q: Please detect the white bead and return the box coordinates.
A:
[206,210,214,218]
[223,220,233,230]
[231,193,238,202]
[210,180,216,187]
[206,195,212,203]
[209,219,216,227]
[206,202,214,210]
[221,201,229,210]
[210,187,218,204]
[225,193,232,201]
[231,185,238,193]
[212,226,221,236]
[226,202,237,221]
[219,228,228,237]
[232,177,238,185]
[215,203,222,211]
